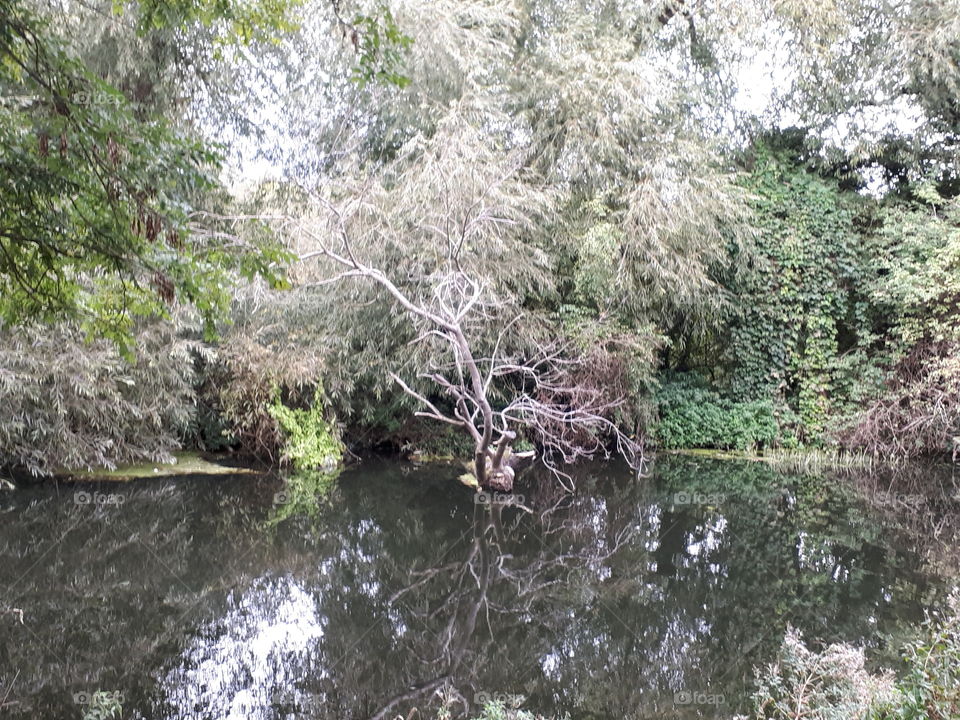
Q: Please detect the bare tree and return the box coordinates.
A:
[294,199,643,492]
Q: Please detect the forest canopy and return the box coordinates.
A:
[2,0,960,476]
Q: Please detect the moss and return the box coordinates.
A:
[58,452,263,482]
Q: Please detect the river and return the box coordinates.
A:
[0,455,956,719]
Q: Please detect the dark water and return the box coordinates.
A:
[0,456,956,720]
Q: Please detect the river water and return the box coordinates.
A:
[0,456,956,719]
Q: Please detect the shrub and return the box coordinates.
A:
[198,335,325,461]
[884,591,960,720]
[842,190,960,458]
[653,375,779,451]
[0,322,197,475]
[750,628,899,720]
[841,340,960,458]
[268,384,344,471]
[748,591,960,720]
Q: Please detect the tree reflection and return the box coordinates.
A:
[0,459,953,720]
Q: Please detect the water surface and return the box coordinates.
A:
[0,457,954,719]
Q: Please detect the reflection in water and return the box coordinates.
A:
[0,457,956,719]
[161,578,326,719]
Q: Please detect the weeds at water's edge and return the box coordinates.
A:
[664,447,912,474]
[761,448,881,474]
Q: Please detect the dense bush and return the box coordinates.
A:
[884,591,960,719]
[268,384,343,471]
[196,334,328,461]
[653,375,779,451]
[724,143,879,442]
[750,628,899,720]
[0,322,197,475]
[842,189,960,458]
[0,319,346,475]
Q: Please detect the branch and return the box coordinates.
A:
[390,373,465,429]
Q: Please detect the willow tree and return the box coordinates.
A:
[224,0,758,448]
[279,105,640,489]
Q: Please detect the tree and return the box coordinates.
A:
[225,0,755,450]
[295,190,643,490]
[0,0,290,349]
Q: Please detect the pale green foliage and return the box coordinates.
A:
[618,148,750,330]
[268,385,344,470]
[750,592,960,720]
[398,0,521,98]
[760,0,960,168]
[842,189,960,456]
[242,0,757,443]
[871,189,960,348]
[269,101,560,428]
[519,11,662,187]
[888,590,960,719]
[300,102,556,305]
[750,627,899,720]
[514,2,753,329]
[470,701,561,720]
[571,201,620,309]
[0,322,198,475]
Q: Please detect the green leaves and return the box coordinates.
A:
[0,0,292,353]
[348,4,414,88]
[124,0,306,45]
[726,143,872,441]
[268,384,344,471]
[653,374,779,451]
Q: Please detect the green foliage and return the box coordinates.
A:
[751,628,899,720]
[348,4,414,88]
[883,592,960,719]
[0,321,197,475]
[0,0,290,353]
[725,142,877,441]
[268,384,344,471]
[653,374,779,451]
[842,188,960,457]
[125,0,306,45]
[870,187,960,349]
[750,592,960,720]
[5,0,960,463]
[567,198,622,311]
